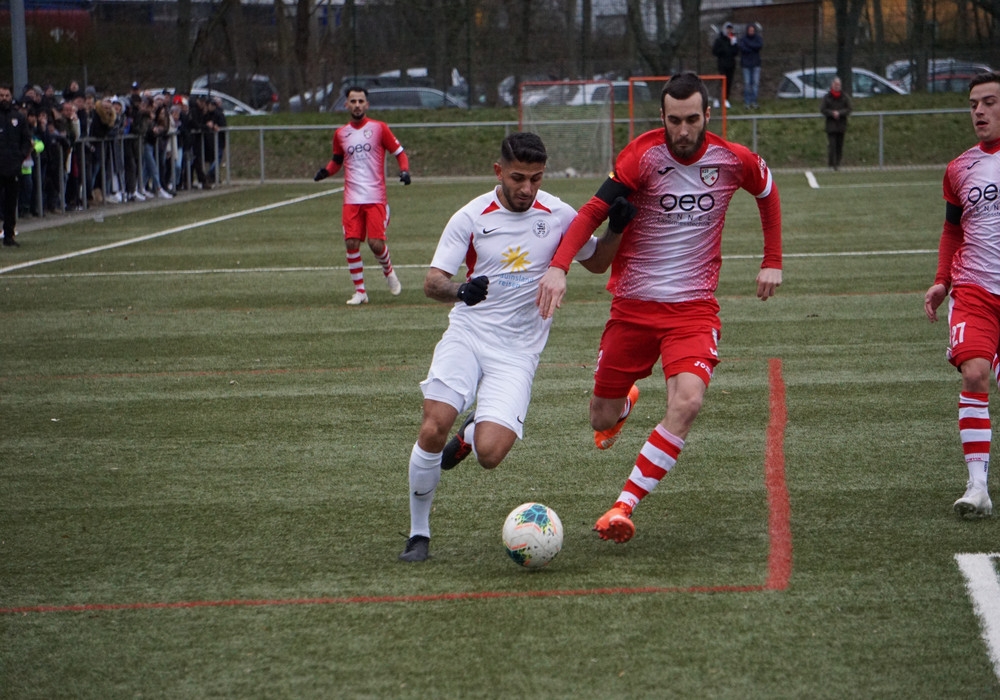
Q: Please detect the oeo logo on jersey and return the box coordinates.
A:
[532,220,549,238]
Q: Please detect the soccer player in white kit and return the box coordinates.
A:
[536,72,783,544]
[399,132,625,562]
[314,86,411,305]
[924,71,1000,519]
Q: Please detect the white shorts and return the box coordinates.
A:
[420,323,539,439]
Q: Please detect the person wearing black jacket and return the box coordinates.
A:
[820,76,853,170]
[0,85,33,247]
[712,23,739,108]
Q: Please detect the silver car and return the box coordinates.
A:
[777,68,908,98]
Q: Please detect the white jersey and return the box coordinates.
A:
[430,187,593,355]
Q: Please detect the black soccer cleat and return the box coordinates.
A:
[398,535,430,562]
[441,412,475,470]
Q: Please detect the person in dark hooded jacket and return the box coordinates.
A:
[712,23,739,108]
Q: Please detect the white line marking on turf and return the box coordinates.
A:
[2,249,939,280]
[805,171,819,189]
[0,188,343,276]
[955,553,1000,682]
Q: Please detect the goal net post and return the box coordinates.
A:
[628,75,729,142]
[518,80,615,178]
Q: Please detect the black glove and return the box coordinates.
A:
[457,276,489,306]
[314,168,329,182]
[607,196,637,233]
[399,171,411,185]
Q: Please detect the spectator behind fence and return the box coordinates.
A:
[19,109,43,218]
[203,96,226,184]
[712,22,739,108]
[55,98,82,210]
[739,23,763,109]
[820,76,852,170]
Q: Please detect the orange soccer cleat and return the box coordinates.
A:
[593,502,635,543]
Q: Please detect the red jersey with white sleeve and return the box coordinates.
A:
[550,129,782,303]
[936,140,1000,294]
[326,117,408,205]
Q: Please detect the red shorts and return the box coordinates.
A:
[342,203,389,241]
[593,298,722,398]
[946,284,1000,368]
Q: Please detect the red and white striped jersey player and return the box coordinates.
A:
[536,72,783,545]
[924,70,1000,519]
[314,86,411,306]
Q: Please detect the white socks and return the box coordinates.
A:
[408,443,442,538]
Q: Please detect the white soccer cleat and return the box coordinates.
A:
[346,292,369,306]
[954,482,992,518]
[387,271,402,296]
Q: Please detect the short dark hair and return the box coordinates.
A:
[344,85,368,99]
[500,132,548,165]
[969,71,1000,92]
[662,72,710,113]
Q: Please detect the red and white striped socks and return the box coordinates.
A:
[374,246,394,278]
[959,391,991,488]
[346,250,365,294]
[616,424,685,511]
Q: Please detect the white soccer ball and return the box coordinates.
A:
[502,502,563,569]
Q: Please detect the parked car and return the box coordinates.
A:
[144,87,269,117]
[287,81,340,113]
[192,73,279,111]
[567,81,652,106]
[190,88,269,117]
[520,81,652,107]
[777,68,907,99]
[289,69,448,113]
[886,58,992,91]
[329,87,466,111]
[925,70,993,93]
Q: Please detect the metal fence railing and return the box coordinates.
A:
[219,107,968,185]
[26,107,965,218]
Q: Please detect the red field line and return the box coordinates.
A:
[2,359,792,614]
[765,357,793,591]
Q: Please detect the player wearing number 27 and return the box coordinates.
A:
[536,72,783,544]
[399,132,622,562]
[924,71,1000,519]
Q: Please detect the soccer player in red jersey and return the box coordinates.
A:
[315,86,411,305]
[924,71,1000,519]
[536,72,783,543]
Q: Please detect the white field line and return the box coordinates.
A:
[3,248,938,279]
[0,188,342,276]
[801,172,940,190]
[0,182,941,278]
[955,553,1000,683]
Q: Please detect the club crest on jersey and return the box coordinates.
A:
[364,128,373,139]
[532,220,549,238]
[700,167,719,186]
